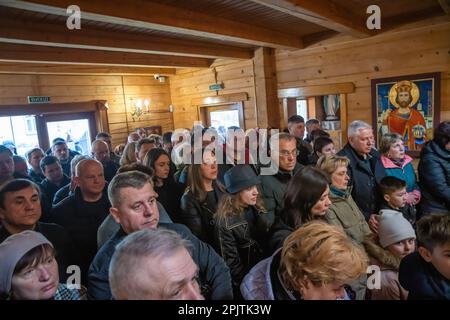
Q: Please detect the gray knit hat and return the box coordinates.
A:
[0,230,53,297]
[378,209,416,248]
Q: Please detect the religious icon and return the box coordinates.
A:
[371,73,441,156]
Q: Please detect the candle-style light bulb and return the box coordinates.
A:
[144,99,150,112]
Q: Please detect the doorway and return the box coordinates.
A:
[37,112,96,155]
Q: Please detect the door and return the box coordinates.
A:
[36,112,97,155]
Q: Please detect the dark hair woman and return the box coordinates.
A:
[269,166,331,251]
[214,165,270,293]
[180,149,225,247]
[144,148,184,223]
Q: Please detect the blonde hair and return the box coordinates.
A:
[120,142,137,166]
[316,155,349,179]
[280,221,368,291]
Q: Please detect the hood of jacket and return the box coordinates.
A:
[422,140,450,160]
[363,236,401,271]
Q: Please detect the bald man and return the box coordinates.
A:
[50,159,110,286]
[91,140,119,182]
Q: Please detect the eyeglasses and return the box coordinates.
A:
[279,150,300,157]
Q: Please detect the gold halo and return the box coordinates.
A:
[388,81,420,109]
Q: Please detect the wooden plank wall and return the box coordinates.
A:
[276,21,450,125]
[0,75,173,148]
[170,59,258,129]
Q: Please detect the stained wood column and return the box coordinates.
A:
[254,47,281,129]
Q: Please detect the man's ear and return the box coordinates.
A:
[383,194,390,203]
[418,246,433,262]
[0,207,6,220]
[109,207,121,225]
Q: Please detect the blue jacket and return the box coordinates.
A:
[399,252,450,299]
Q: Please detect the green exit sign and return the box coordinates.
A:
[28,96,51,104]
[209,83,224,91]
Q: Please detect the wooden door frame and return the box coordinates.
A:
[277,83,354,141]
[192,93,248,129]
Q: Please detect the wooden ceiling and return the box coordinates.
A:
[0,0,448,75]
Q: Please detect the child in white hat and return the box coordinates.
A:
[363,209,416,300]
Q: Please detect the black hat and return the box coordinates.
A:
[224,165,260,194]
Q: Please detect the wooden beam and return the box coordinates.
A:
[0,62,176,75]
[302,30,339,47]
[249,0,372,38]
[191,93,248,106]
[278,83,355,98]
[438,0,450,15]
[0,15,254,60]
[0,43,213,68]
[254,47,281,128]
[4,0,303,49]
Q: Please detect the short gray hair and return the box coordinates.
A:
[107,170,152,207]
[379,133,403,155]
[348,120,372,138]
[109,228,193,300]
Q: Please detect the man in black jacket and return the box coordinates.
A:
[88,170,233,300]
[39,156,71,208]
[337,120,386,223]
[0,179,73,281]
[50,159,110,286]
[260,133,302,227]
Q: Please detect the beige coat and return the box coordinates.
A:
[363,236,409,300]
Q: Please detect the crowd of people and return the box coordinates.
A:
[0,118,448,300]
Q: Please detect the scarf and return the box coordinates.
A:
[330,185,351,198]
[389,157,405,168]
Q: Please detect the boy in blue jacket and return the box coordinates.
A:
[399,214,450,299]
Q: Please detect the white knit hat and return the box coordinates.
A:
[378,209,416,248]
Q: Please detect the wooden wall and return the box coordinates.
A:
[276,20,450,125]
[170,59,258,129]
[0,75,173,147]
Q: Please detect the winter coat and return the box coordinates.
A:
[88,223,233,300]
[260,163,303,227]
[363,236,408,300]
[215,206,270,288]
[326,187,372,245]
[179,182,225,246]
[49,188,110,285]
[381,155,421,204]
[418,141,450,214]
[399,252,450,299]
[337,145,386,220]
[379,201,416,226]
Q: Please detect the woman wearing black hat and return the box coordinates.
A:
[214,165,271,295]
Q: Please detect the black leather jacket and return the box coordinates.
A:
[179,182,225,247]
[214,206,270,287]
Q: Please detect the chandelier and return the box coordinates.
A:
[130,98,150,121]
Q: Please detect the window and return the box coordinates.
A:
[296,99,308,121]
[25,116,37,135]
[0,116,40,156]
[210,110,240,129]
